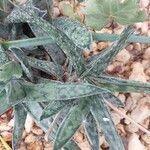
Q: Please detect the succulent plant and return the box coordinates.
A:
[0,0,149,150]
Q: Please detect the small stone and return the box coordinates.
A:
[0,124,12,131]
[126,123,139,133]
[97,42,109,51]
[27,141,43,150]
[25,114,34,133]
[31,127,43,135]
[141,22,149,35]
[1,131,12,141]
[115,49,130,64]
[130,96,150,123]
[141,134,150,144]
[24,134,36,144]
[53,7,60,18]
[129,62,147,82]
[8,119,14,127]
[74,132,84,143]
[143,47,150,60]
[128,134,145,150]
[118,94,126,103]
[91,42,98,52]
[111,112,121,125]
[140,0,149,8]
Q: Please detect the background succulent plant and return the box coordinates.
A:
[0,0,150,150]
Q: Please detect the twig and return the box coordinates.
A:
[0,136,12,150]
[105,100,150,135]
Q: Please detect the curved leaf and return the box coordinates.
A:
[64,140,81,150]
[53,98,90,150]
[9,48,33,81]
[28,57,63,79]
[40,99,76,120]
[21,81,107,102]
[84,0,147,30]
[90,95,125,150]
[82,26,133,77]
[84,113,99,150]
[6,3,86,75]
[90,74,150,93]
[52,17,92,49]
[0,61,22,82]
[12,104,27,150]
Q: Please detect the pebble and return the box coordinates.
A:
[143,47,150,60]
[31,127,43,136]
[128,134,145,150]
[25,114,34,133]
[130,96,150,123]
[1,131,12,141]
[140,0,149,8]
[129,62,147,82]
[24,134,36,144]
[53,7,60,18]
[141,134,150,144]
[115,49,131,64]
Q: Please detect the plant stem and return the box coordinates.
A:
[1,36,54,49]
[93,33,150,44]
[1,33,150,49]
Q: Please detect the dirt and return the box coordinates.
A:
[0,0,150,150]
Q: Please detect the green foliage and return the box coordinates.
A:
[0,0,149,150]
[0,61,22,82]
[84,0,147,30]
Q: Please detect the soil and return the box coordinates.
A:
[0,0,150,150]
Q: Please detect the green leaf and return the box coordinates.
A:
[90,95,125,150]
[2,36,55,49]
[84,0,147,30]
[90,74,150,93]
[0,45,9,66]
[84,113,99,150]
[9,48,33,81]
[0,61,22,82]
[64,140,81,150]
[6,3,87,75]
[40,100,76,120]
[0,89,10,115]
[28,57,63,79]
[82,26,133,77]
[92,32,150,44]
[12,103,27,150]
[53,98,89,150]
[0,0,9,22]
[7,79,26,104]
[52,17,92,50]
[102,93,124,107]
[23,102,51,132]
[22,81,107,102]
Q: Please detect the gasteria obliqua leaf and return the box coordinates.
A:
[84,113,99,150]
[0,61,22,82]
[28,57,63,79]
[90,74,150,93]
[9,47,33,81]
[53,98,90,150]
[22,81,107,102]
[90,95,125,150]
[7,79,26,104]
[84,0,147,30]
[52,17,92,50]
[6,2,86,75]
[12,103,27,150]
[63,140,81,150]
[23,102,51,132]
[82,26,133,77]
[40,99,76,120]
